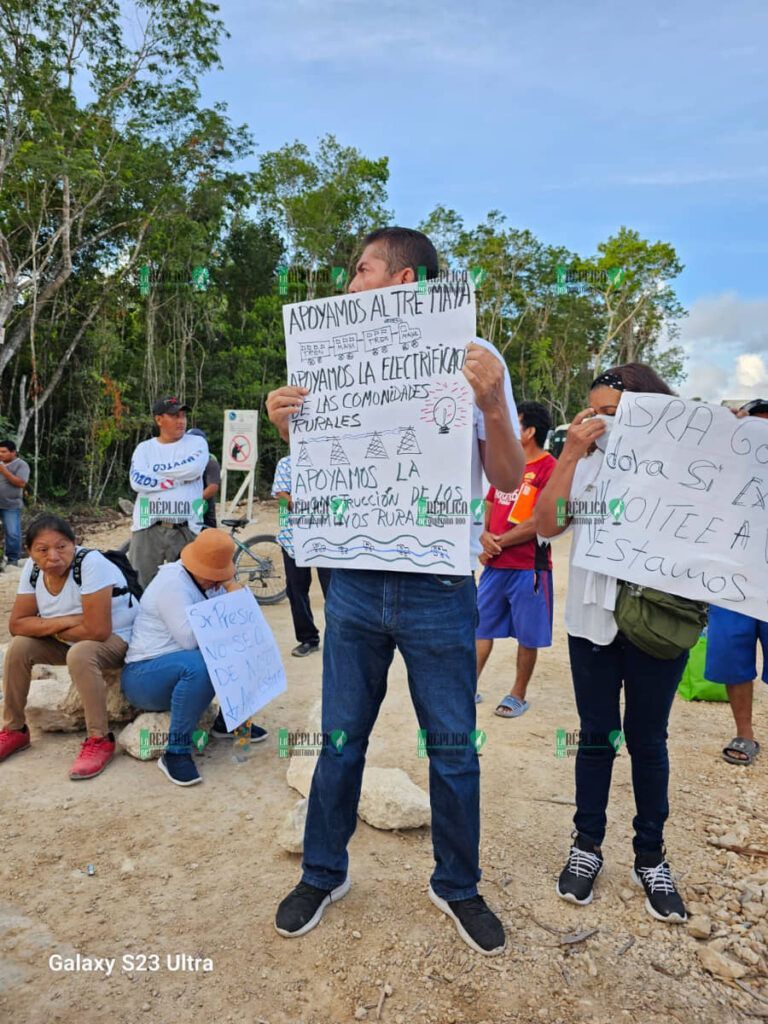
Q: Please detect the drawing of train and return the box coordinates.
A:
[298,319,422,364]
[363,318,421,355]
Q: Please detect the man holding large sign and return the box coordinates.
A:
[268,228,524,955]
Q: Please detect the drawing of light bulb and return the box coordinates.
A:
[432,396,457,434]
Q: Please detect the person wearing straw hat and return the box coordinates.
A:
[122,530,265,786]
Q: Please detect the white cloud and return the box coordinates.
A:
[735,353,768,389]
[679,293,768,402]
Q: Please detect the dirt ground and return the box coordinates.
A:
[1,502,767,1024]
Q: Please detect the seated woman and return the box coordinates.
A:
[0,514,139,779]
[122,529,266,788]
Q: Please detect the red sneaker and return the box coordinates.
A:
[69,734,116,780]
[0,726,31,762]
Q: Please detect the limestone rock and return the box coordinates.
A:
[286,753,318,797]
[63,668,136,724]
[277,799,307,854]
[687,915,712,939]
[306,698,322,732]
[25,665,138,732]
[358,767,430,830]
[118,706,217,760]
[25,678,84,732]
[698,945,747,979]
[285,760,429,831]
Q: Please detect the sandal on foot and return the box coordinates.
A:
[494,695,529,718]
[722,737,760,765]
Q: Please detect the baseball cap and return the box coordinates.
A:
[740,399,768,416]
[152,396,191,416]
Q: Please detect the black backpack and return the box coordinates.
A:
[30,548,143,606]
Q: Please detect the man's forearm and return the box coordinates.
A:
[11,614,83,638]
[0,471,25,488]
[480,407,525,492]
[497,521,539,548]
[534,451,580,537]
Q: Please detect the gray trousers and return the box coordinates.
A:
[129,522,195,589]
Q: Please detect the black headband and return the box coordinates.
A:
[590,371,625,392]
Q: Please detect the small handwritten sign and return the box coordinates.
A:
[187,588,286,730]
[571,393,768,619]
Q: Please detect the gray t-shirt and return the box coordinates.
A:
[0,457,30,509]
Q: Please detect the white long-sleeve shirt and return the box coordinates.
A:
[125,560,224,663]
[129,433,209,533]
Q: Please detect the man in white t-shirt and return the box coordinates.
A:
[268,227,524,957]
[128,397,209,589]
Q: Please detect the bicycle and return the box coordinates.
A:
[118,518,287,605]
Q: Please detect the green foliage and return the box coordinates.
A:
[0,4,690,507]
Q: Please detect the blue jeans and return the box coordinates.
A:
[0,508,22,561]
[302,568,480,901]
[121,649,214,754]
[568,633,688,853]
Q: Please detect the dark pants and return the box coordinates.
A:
[568,633,688,853]
[282,549,331,645]
[302,568,481,900]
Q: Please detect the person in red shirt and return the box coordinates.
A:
[476,402,556,717]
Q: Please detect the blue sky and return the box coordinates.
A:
[199,0,768,401]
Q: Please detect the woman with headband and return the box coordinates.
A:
[534,363,689,924]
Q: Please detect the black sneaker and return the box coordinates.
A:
[556,835,604,905]
[211,710,269,743]
[275,879,350,937]
[632,851,688,923]
[157,752,202,787]
[292,642,320,657]
[428,886,506,956]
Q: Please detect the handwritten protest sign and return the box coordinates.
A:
[187,588,286,730]
[571,394,768,619]
[283,278,477,573]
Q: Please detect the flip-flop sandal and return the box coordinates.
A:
[722,737,760,765]
[494,695,529,718]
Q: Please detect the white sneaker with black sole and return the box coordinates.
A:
[428,886,506,956]
[275,878,350,937]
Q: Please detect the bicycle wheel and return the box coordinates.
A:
[234,534,287,605]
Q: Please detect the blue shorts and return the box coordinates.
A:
[705,604,768,685]
[475,567,553,648]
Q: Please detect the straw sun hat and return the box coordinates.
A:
[180,530,236,582]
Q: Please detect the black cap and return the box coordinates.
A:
[740,399,768,416]
[152,396,191,416]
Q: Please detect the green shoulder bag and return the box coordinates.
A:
[614,581,708,660]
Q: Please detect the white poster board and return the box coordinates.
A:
[223,409,258,470]
[187,588,286,730]
[283,280,476,574]
[571,394,768,619]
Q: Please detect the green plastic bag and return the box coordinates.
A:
[677,634,729,702]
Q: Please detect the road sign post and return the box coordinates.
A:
[221,409,259,520]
